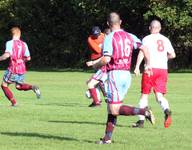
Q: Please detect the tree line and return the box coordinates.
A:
[0,0,191,70]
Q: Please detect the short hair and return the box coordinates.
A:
[107,12,121,26]
[11,27,21,36]
[150,20,161,29]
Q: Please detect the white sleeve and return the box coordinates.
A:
[166,39,174,54]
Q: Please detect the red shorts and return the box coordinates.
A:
[141,68,168,94]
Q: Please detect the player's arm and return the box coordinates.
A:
[1,41,12,61]
[87,33,112,69]
[24,43,31,62]
[86,57,101,67]
[134,50,144,76]
[86,56,110,69]
[139,45,152,76]
[167,52,176,59]
[167,39,176,60]
[130,33,151,76]
[0,52,10,61]
[24,56,31,62]
[88,38,102,54]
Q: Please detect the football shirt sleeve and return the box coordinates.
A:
[5,41,13,55]
[166,39,174,54]
[24,43,30,57]
[103,33,113,56]
[129,33,142,49]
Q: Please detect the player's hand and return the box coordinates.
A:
[86,61,93,67]
[134,67,140,76]
[144,65,153,77]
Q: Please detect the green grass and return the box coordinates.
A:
[0,71,191,150]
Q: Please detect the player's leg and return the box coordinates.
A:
[1,81,17,106]
[155,92,171,128]
[1,70,17,106]
[116,72,151,117]
[96,70,122,144]
[97,103,155,144]
[97,69,108,102]
[98,81,107,97]
[16,83,32,91]
[154,69,171,128]
[87,78,101,107]
[107,70,154,131]
[132,94,149,128]
[132,71,153,128]
[97,71,155,144]
[15,74,41,99]
[96,103,120,144]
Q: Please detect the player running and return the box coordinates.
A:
[87,12,155,144]
[132,20,176,128]
[86,27,108,107]
[0,26,41,106]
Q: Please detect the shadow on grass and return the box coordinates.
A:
[0,132,96,144]
[48,120,127,127]
[36,102,88,108]
[0,132,78,141]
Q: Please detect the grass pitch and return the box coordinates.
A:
[0,71,191,150]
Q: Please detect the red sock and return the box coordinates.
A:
[1,85,17,105]
[89,88,100,104]
[119,105,145,116]
[98,81,107,97]
[16,83,32,91]
[103,114,117,141]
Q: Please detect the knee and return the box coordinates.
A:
[139,99,148,108]
[108,109,119,116]
[1,83,8,89]
[87,81,95,89]
[139,94,148,108]
[1,84,5,89]
[15,84,21,90]
[155,93,164,102]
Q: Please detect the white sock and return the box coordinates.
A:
[156,96,170,111]
[138,98,148,120]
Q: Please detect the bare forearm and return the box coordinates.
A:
[93,56,108,68]
[0,53,10,61]
[135,51,144,69]
[140,45,150,66]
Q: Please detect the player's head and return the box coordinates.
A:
[91,26,101,38]
[149,20,161,34]
[11,26,21,38]
[107,12,122,29]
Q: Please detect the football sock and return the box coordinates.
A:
[1,85,17,105]
[138,97,148,120]
[98,81,107,97]
[89,88,100,104]
[157,96,170,111]
[103,114,117,141]
[119,105,145,116]
[16,83,32,91]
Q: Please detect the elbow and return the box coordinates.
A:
[172,53,176,59]
[26,56,31,61]
[101,57,108,65]
[168,53,176,59]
